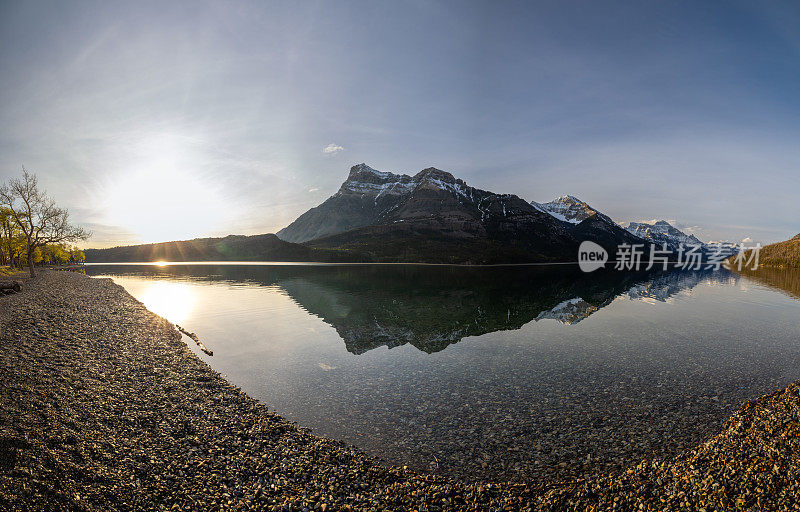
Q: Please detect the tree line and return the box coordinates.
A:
[0,167,90,277]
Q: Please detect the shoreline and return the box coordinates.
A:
[83,261,585,268]
[1,271,799,510]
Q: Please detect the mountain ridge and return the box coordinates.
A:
[625,220,706,251]
[84,234,362,263]
[277,163,540,244]
[532,195,614,225]
[279,164,648,263]
[742,233,800,268]
[86,164,721,265]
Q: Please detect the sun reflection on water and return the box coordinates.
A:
[138,280,194,324]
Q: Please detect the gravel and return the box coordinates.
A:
[535,383,800,510]
[1,270,799,511]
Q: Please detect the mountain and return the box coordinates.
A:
[531,194,651,255]
[532,195,613,225]
[84,234,360,263]
[277,164,414,243]
[625,220,705,251]
[743,233,800,268]
[532,197,721,257]
[281,164,646,264]
[277,163,566,245]
[730,233,800,299]
[87,165,715,265]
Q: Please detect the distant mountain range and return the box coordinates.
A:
[84,234,359,263]
[276,163,582,264]
[530,195,708,251]
[276,163,657,263]
[624,220,706,252]
[87,163,719,264]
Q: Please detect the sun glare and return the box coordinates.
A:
[102,135,233,243]
[138,281,195,325]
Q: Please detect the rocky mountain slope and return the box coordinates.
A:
[86,164,722,265]
[281,164,646,263]
[277,164,567,244]
[742,232,800,268]
[532,195,614,224]
[625,220,705,251]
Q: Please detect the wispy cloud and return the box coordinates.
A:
[323,143,343,154]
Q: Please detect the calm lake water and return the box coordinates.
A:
[85,263,800,483]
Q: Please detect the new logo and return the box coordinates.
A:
[578,241,608,272]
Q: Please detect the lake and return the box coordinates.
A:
[84,263,800,484]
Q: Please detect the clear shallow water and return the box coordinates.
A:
[85,264,800,483]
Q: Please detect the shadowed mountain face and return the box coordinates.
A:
[278,164,646,264]
[97,264,731,354]
[278,164,576,261]
[276,164,549,244]
[86,165,644,265]
[750,233,800,268]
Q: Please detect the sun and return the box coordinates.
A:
[102,134,235,243]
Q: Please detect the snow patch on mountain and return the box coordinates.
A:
[624,220,706,249]
[531,195,613,225]
[535,297,598,324]
[339,163,470,199]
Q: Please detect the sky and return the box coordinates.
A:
[1,0,798,248]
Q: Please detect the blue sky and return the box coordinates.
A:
[1,0,798,247]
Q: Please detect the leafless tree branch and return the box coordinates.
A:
[0,167,91,277]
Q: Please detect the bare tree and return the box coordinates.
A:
[0,167,90,277]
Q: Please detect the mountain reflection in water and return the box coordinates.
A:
[89,264,732,354]
[85,263,800,484]
[736,266,800,301]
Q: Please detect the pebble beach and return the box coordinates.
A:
[2,270,799,511]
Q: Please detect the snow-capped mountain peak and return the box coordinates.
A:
[339,164,469,198]
[531,195,613,225]
[624,220,705,250]
[279,163,559,244]
[414,167,457,183]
